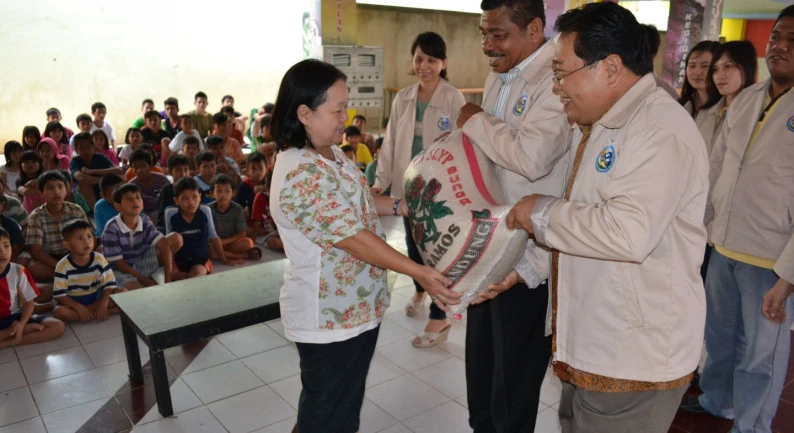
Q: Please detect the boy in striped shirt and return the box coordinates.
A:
[102,183,180,290]
[52,220,122,323]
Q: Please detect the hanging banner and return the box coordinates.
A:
[702,0,724,41]
[662,0,706,88]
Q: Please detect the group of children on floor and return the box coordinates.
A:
[0,94,289,349]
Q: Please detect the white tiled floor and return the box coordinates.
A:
[0,217,567,432]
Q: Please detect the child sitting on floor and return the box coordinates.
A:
[38,138,70,172]
[70,132,121,209]
[102,184,180,290]
[90,102,117,149]
[52,220,122,323]
[205,135,241,184]
[17,151,44,213]
[70,114,93,150]
[182,136,201,177]
[194,151,218,204]
[1,140,23,198]
[129,149,170,224]
[124,144,164,182]
[119,127,143,169]
[251,189,282,250]
[209,174,259,261]
[0,227,65,349]
[167,115,204,157]
[211,113,245,167]
[342,125,372,171]
[158,155,190,234]
[165,177,241,280]
[234,152,268,229]
[43,121,72,161]
[22,126,41,152]
[94,174,124,237]
[26,170,89,289]
[139,111,172,164]
[92,130,120,166]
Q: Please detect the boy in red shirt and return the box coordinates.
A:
[0,227,65,349]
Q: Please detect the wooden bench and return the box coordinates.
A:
[111,260,287,417]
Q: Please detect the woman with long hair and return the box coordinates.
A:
[372,32,465,348]
[699,41,758,155]
[269,59,456,433]
[679,40,722,118]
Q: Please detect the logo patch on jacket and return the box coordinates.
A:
[787,116,794,132]
[596,144,615,173]
[437,115,451,131]
[514,94,528,116]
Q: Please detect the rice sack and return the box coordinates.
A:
[403,130,529,318]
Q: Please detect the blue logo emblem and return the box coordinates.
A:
[596,144,616,173]
[787,116,794,132]
[514,94,528,116]
[437,116,451,131]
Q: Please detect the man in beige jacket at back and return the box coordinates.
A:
[497,3,709,432]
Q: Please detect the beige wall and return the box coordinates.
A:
[355,5,491,128]
[0,0,308,145]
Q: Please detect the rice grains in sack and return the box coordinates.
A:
[403,130,529,318]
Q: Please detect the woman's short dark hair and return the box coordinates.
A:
[554,2,653,78]
[271,59,347,152]
[410,32,450,80]
[702,41,757,110]
[678,40,722,115]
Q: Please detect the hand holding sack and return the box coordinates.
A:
[403,130,528,318]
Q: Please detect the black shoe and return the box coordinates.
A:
[690,371,701,387]
[679,395,708,414]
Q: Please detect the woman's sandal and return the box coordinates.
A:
[412,324,452,348]
[405,297,425,317]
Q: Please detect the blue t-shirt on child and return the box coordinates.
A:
[164,204,217,261]
[193,175,215,205]
[93,199,119,236]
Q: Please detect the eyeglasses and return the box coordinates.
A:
[552,59,603,85]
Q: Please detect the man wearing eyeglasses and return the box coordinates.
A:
[500,3,709,432]
[454,0,570,431]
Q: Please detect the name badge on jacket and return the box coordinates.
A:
[514,94,528,116]
[438,115,451,132]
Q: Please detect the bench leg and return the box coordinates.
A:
[121,318,143,382]
[150,349,173,417]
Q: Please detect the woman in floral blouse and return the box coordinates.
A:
[269,59,459,433]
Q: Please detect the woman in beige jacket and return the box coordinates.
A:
[699,41,758,156]
[373,32,465,348]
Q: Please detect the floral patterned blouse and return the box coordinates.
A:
[270,145,389,344]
